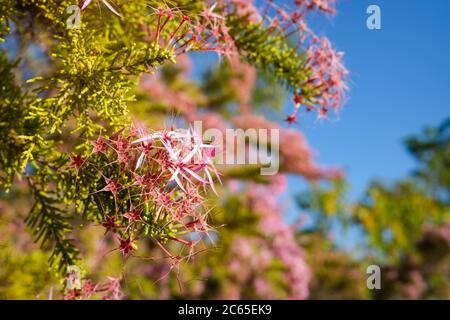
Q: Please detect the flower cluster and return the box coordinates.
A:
[72,126,219,264]
[226,237,279,299]
[232,114,342,179]
[302,37,348,116]
[224,0,348,122]
[137,175,312,300]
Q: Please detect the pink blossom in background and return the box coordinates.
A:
[232,114,342,180]
[140,73,200,115]
[294,0,337,14]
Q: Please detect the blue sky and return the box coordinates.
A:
[287,0,450,200]
[281,0,450,249]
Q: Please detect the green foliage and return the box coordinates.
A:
[0,53,40,189]
[252,69,286,112]
[406,118,450,200]
[226,14,317,100]
[299,119,450,263]
[354,180,446,262]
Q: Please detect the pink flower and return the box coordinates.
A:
[91,137,107,154]
[64,289,79,300]
[118,237,136,256]
[69,154,84,171]
[80,0,121,17]
[123,207,142,225]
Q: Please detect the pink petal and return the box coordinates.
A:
[184,167,206,184]
[205,168,218,195]
[81,0,92,10]
[102,0,122,17]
